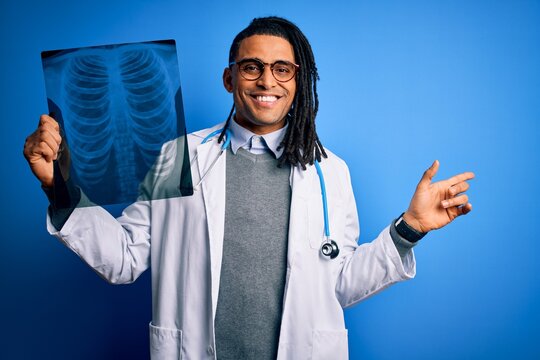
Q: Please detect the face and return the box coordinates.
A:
[223,35,297,135]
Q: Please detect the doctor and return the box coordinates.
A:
[24,17,474,360]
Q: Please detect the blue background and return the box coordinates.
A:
[2,0,539,359]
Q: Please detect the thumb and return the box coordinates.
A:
[418,160,439,188]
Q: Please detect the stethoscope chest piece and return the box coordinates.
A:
[321,239,339,259]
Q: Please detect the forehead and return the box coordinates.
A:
[236,35,295,62]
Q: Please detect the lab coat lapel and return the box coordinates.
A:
[276,164,318,360]
[196,140,226,320]
[284,164,317,273]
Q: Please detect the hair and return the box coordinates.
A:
[218,16,327,169]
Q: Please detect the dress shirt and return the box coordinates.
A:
[228,117,287,157]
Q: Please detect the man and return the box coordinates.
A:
[23,17,474,360]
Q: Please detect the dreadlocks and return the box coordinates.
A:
[218,16,327,169]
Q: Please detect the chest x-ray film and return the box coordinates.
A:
[41,39,193,207]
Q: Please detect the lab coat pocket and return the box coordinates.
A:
[149,322,183,360]
[311,329,348,360]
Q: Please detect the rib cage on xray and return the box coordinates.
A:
[61,46,178,201]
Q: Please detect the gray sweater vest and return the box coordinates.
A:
[215,148,291,360]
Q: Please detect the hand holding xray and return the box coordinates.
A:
[23,114,70,188]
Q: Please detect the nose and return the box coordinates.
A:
[256,65,277,89]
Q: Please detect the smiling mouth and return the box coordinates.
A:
[251,95,280,103]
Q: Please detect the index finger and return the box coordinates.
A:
[445,171,475,187]
[39,114,60,131]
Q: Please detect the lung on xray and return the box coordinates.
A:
[41,39,192,206]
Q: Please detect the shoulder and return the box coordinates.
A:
[158,122,226,154]
[320,147,350,175]
[188,122,227,141]
[314,147,354,198]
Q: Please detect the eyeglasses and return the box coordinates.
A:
[229,58,299,82]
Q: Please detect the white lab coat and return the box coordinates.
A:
[47,122,416,360]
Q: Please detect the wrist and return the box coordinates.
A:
[41,180,53,188]
[395,212,427,243]
[402,211,424,233]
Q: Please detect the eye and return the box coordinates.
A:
[241,62,262,74]
[274,65,291,74]
[272,62,295,80]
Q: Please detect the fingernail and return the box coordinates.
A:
[442,200,450,208]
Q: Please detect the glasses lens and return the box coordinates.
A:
[236,59,297,82]
[272,61,296,82]
[239,60,263,80]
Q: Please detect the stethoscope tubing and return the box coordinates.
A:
[314,161,330,238]
[192,129,231,188]
[193,128,338,259]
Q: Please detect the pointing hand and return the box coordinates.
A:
[402,160,474,233]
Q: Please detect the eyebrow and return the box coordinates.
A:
[236,57,294,64]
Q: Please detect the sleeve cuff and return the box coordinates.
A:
[42,161,81,230]
[390,218,420,258]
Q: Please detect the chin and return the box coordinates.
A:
[236,115,286,134]
[254,118,286,127]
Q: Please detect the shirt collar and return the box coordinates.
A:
[228,116,288,158]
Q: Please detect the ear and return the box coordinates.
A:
[223,67,234,93]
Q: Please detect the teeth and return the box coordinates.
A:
[256,95,278,102]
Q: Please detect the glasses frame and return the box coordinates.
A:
[229,58,300,83]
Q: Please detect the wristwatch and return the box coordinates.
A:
[394,212,427,243]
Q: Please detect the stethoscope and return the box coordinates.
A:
[193,128,339,260]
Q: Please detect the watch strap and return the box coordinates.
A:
[394,212,426,243]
